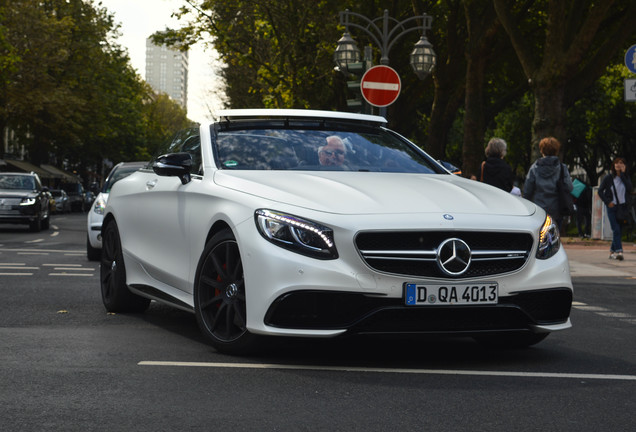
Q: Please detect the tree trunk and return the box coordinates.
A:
[427,84,452,159]
[462,54,486,179]
[531,84,567,161]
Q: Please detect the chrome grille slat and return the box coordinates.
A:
[355,231,534,279]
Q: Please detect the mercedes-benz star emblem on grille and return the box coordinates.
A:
[436,238,471,276]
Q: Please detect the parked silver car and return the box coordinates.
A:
[86,162,146,260]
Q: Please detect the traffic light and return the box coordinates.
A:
[344,62,368,113]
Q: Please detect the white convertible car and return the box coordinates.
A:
[101,109,572,354]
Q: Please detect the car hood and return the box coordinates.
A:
[213,171,536,216]
[0,189,36,198]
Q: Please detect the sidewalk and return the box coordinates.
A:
[562,237,636,278]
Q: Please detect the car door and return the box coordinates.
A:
[118,128,203,295]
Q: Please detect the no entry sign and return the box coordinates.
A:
[360,65,401,107]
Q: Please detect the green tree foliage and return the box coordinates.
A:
[566,64,636,186]
[155,0,347,109]
[3,0,635,189]
[494,0,636,161]
[142,92,195,161]
[0,0,194,184]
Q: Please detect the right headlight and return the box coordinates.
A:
[255,209,338,260]
[536,214,560,259]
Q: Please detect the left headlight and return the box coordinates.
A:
[255,209,338,260]
[536,214,560,259]
[20,197,37,206]
[93,196,106,215]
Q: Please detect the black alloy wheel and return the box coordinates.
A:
[100,220,150,313]
[194,229,261,354]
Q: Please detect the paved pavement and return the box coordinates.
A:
[563,237,636,278]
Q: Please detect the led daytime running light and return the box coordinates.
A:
[259,210,334,248]
[539,215,552,243]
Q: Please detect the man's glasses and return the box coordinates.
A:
[321,149,345,157]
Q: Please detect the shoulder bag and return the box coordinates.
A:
[557,163,574,216]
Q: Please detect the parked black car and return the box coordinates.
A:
[0,172,51,231]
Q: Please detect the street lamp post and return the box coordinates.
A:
[333,9,436,116]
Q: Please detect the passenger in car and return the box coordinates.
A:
[318,136,347,167]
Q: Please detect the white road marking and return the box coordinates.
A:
[138,361,636,381]
[0,266,39,270]
[3,248,83,253]
[576,306,610,312]
[597,312,632,318]
[50,232,59,237]
[25,239,44,243]
[0,272,34,276]
[573,302,635,324]
[17,252,49,255]
[43,263,82,267]
[52,267,95,271]
[49,273,94,277]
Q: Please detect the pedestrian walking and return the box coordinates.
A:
[597,157,633,260]
[523,137,573,230]
[480,138,514,192]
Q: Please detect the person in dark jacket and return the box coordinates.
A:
[597,157,632,260]
[481,138,514,192]
[523,137,573,230]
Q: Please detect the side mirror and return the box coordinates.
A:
[153,152,193,185]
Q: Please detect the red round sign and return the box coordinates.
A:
[360,65,401,107]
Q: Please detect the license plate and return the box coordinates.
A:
[405,283,498,306]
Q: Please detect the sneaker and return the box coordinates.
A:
[617,253,624,261]
[609,252,618,260]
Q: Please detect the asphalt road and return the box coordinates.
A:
[1,213,635,431]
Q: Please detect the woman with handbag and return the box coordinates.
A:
[523,137,573,231]
[598,157,633,260]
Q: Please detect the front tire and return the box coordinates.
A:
[87,234,101,261]
[100,220,150,313]
[194,229,261,354]
[29,215,41,232]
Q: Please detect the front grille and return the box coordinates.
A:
[355,231,534,279]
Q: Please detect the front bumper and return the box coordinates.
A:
[264,287,572,336]
[239,224,573,338]
[0,209,39,225]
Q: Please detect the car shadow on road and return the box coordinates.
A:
[127,300,569,371]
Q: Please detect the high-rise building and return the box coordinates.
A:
[145,38,189,110]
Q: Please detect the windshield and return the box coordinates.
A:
[0,174,36,190]
[213,127,444,174]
